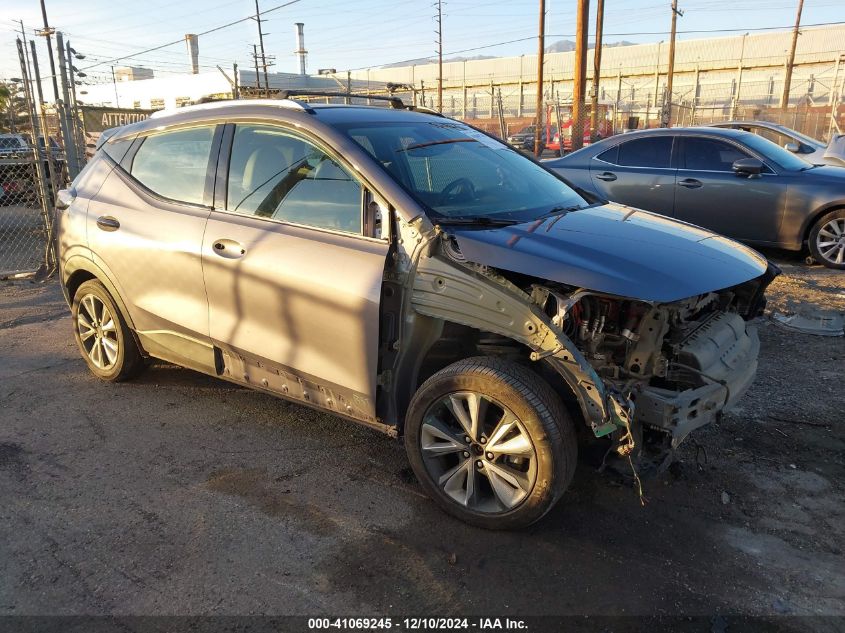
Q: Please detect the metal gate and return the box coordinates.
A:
[0,146,57,277]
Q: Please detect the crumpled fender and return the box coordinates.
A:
[410,253,627,436]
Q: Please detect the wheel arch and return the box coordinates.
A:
[63,256,138,332]
[802,202,845,244]
[403,253,621,438]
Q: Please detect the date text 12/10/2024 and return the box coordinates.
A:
[307,618,528,630]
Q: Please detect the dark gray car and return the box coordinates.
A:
[546,127,845,268]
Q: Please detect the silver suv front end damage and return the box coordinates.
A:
[394,222,771,464]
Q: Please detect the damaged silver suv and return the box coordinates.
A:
[56,93,777,529]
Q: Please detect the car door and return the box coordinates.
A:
[86,123,220,372]
[202,122,389,421]
[588,135,676,215]
[673,135,786,242]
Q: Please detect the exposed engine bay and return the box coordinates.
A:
[412,231,778,472]
[528,280,764,465]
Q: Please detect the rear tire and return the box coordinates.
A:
[808,209,845,269]
[71,279,145,382]
[404,356,577,529]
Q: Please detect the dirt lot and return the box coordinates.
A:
[0,256,843,630]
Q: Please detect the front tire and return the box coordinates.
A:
[71,279,145,382]
[404,357,577,529]
[808,209,845,269]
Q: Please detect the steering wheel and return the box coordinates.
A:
[441,177,476,203]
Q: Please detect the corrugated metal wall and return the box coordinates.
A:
[349,24,845,123]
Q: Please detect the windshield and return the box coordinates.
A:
[335,119,589,222]
[773,126,821,148]
[740,132,814,171]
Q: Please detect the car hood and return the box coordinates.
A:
[449,203,769,303]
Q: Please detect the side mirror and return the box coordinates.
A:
[784,141,800,153]
[56,187,76,211]
[732,158,764,177]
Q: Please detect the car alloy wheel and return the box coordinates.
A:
[419,391,538,513]
[815,217,845,266]
[76,293,120,370]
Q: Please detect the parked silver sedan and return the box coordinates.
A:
[710,120,845,167]
[546,127,845,268]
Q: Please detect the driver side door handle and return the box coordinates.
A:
[678,178,703,189]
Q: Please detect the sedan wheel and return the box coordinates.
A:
[809,210,845,270]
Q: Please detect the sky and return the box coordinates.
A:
[1,0,843,87]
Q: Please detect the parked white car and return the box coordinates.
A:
[709,121,845,167]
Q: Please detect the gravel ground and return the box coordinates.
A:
[0,258,842,630]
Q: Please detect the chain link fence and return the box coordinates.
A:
[0,127,67,278]
[0,148,48,276]
[1,36,80,280]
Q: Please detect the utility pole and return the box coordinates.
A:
[16,21,34,105]
[571,0,589,152]
[781,0,804,110]
[36,0,60,102]
[66,39,84,169]
[590,0,604,140]
[110,66,120,107]
[533,0,545,157]
[663,0,683,126]
[17,37,52,249]
[254,0,270,97]
[30,40,49,130]
[253,44,262,94]
[56,31,79,178]
[233,62,239,99]
[436,0,443,112]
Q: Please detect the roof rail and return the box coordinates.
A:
[277,90,406,110]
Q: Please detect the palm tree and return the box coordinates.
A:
[0,83,12,133]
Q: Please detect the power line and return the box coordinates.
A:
[79,0,305,71]
[359,19,845,70]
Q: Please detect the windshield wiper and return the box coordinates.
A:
[533,204,586,221]
[434,216,521,227]
[398,138,478,152]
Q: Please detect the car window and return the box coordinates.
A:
[131,126,215,205]
[102,136,134,164]
[738,132,812,171]
[618,137,673,167]
[600,137,673,168]
[682,137,751,171]
[749,127,789,147]
[336,120,588,223]
[226,124,362,234]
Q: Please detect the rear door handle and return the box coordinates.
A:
[212,239,247,259]
[595,172,617,182]
[96,216,120,231]
[678,178,702,189]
